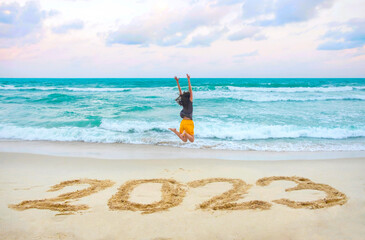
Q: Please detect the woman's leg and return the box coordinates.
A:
[168,128,187,142]
[183,130,194,142]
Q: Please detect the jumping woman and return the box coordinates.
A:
[169,74,194,143]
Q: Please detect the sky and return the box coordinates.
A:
[0,0,364,78]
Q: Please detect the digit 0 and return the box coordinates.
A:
[108,179,186,214]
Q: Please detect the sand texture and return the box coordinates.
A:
[9,179,115,215]
[1,150,365,240]
[108,179,186,214]
[188,178,272,210]
[256,176,348,209]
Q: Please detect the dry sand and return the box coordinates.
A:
[0,144,365,240]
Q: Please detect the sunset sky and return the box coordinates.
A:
[0,0,364,78]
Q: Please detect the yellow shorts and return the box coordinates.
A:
[179,119,194,136]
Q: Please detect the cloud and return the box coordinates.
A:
[184,28,228,47]
[234,50,258,58]
[228,26,264,41]
[253,34,267,40]
[318,18,365,50]
[107,0,332,48]
[52,20,84,34]
[0,1,50,47]
[351,48,365,57]
[210,0,243,6]
[0,1,45,38]
[0,3,17,24]
[241,0,273,19]
[47,9,60,17]
[106,5,226,47]
[242,0,334,26]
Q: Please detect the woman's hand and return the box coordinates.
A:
[174,76,180,82]
[186,74,190,81]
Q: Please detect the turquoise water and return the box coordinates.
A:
[0,78,364,151]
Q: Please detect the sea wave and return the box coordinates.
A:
[196,91,365,102]
[1,84,365,93]
[32,93,82,103]
[226,86,365,92]
[1,120,364,142]
[100,119,365,140]
[204,140,365,151]
[196,122,365,140]
[0,124,125,143]
[1,124,365,152]
[0,85,133,92]
[0,85,176,92]
[2,84,365,102]
[233,96,365,102]
[1,120,364,151]
[99,119,175,133]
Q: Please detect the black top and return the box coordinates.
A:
[180,99,193,120]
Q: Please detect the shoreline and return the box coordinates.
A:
[1,140,365,161]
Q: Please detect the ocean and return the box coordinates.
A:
[0,78,364,151]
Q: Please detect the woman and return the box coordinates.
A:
[168,74,194,143]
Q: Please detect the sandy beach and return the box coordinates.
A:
[1,141,364,240]
[1,0,365,238]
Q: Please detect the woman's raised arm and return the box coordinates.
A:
[187,74,193,102]
[174,76,182,96]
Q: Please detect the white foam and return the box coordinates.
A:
[196,90,365,101]
[1,84,364,93]
[226,86,358,92]
[1,121,365,152]
[194,121,365,140]
[2,84,365,102]
[100,119,178,133]
[0,85,132,92]
[0,85,175,92]
[0,124,124,143]
[205,140,365,151]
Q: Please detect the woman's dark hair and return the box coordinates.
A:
[175,91,190,108]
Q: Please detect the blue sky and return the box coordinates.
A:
[0,0,364,77]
